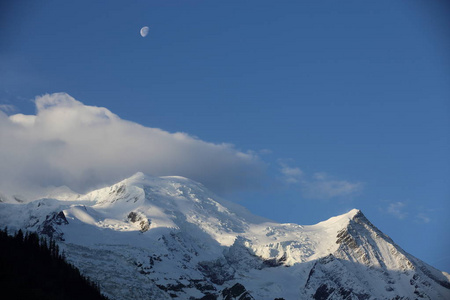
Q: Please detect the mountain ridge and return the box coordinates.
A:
[0,172,448,299]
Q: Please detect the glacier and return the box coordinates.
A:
[0,172,449,299]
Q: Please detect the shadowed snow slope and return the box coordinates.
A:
[0,173,449,299]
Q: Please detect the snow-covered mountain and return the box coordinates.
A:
[0,172,449,299]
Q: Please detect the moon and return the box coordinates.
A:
[140,26,149,37]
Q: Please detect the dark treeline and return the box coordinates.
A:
[0,227,108,300]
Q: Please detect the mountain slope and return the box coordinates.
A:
[0,173,448,299]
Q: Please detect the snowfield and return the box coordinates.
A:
[1,172,449,299]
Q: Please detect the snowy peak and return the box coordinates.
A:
[79,172,147,205]
[304,208,450,300]
[310,208,360,230]
[80,172,207,206]
[71,173,256,247]
[0,173,449,300]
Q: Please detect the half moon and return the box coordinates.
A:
[140,26,149,37]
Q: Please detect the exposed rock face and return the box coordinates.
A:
[0,174,449,300]
[220,283,254,300]
[301,210,450,300]
[38,211,69,241]
[127,211,150,232]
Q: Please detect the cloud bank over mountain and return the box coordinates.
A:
[0,93,265,198]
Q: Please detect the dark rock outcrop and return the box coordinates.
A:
[127,211,150,232]
[38,211,69,241]
[221,283,254,300]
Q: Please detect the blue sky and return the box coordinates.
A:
[1,1,449,271]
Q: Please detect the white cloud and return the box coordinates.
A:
[0,93,265,198]
[278,162,363,199]
[0,104,16,113]
[387,201,408,219]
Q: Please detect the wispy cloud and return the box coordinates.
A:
[0,104,16,113]
[384,202,434,223]
[386,201,408,219]
[279,162,303,184]
[0,93,265,198]
[417,213,431,223]
[278,162,363,200]
[302,174,363,200]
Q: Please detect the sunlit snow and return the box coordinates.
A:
[0,173,449,299]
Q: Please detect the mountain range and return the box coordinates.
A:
[0,172,449,299]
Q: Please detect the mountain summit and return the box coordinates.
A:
[0,173,449,299]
